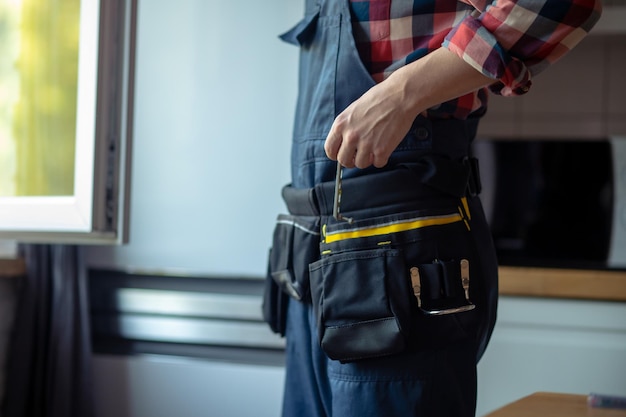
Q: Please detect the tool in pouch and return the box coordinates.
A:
[332,161,475,316]
[332,160,353,224]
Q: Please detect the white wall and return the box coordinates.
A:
[85,0,303,277]
[85,2,298,413]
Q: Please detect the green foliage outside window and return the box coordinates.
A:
[0,0,80,196]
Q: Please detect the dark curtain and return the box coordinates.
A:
[3,245,94,417]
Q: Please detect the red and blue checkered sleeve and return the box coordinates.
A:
[442,0,602,96]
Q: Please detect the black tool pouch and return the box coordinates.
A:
[262,214,321,335]
[262,251,290,336]
[309,247,411,361]
[308,203,479,362]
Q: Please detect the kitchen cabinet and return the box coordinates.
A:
[476,296,626,416]
[93,354,285,417]
[90,293,626,417]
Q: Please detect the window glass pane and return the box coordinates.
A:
[0,0,134,243]
[0,0,80,197]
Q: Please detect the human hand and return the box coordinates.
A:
[323,78,418,169]
[324,48,495,169]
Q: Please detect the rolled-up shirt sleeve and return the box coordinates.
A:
[443,0,602,96]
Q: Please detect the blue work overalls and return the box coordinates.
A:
[273,0,499,415]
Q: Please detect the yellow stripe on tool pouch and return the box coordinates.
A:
[324,213,463,244]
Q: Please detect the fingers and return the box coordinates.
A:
[324,129,341,161]
[336,138,357,168]
[325,127,389,169]
[324,118,364,168]
[355,151,375,169]
[326,130,360,168]
[371,152,389,168]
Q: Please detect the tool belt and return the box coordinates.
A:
[263,156,483,362]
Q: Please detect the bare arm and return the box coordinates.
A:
[324,47,494,169]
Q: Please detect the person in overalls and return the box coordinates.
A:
[264,0,602,416]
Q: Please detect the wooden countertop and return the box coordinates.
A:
[485,392,626,417]
[498,266,626,302]
[2,257,626,301]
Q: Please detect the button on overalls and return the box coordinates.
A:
[275,0,499,416]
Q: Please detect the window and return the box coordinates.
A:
[0,0,136,244]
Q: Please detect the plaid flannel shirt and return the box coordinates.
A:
[349,0,602,119]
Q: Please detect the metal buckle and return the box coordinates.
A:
[332,161,353,224]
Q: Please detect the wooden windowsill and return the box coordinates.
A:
[0,258,26,278]
[499,265,626,302]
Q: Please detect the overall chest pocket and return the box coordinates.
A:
[280,12,341,141]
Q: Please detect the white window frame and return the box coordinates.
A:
[0,0,136,244]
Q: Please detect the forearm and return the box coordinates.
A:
[385,47,494,119]
[447,0,601,96]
